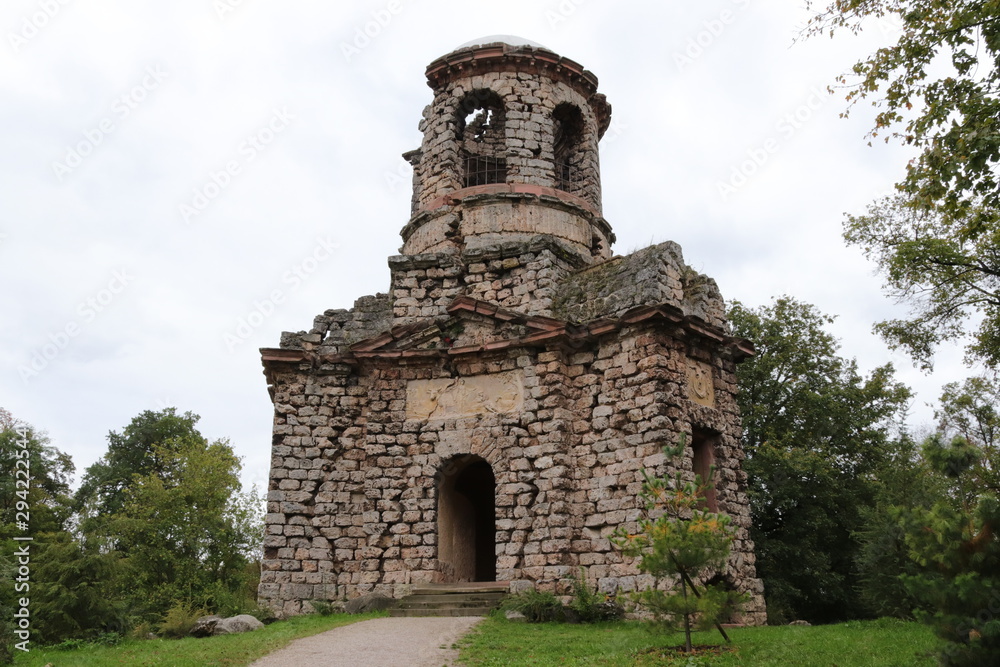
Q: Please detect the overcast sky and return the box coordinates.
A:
[1,1,973,493]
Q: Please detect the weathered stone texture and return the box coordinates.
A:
[261,316,764,623]
[258,38,766,625]
[551,241,726,328]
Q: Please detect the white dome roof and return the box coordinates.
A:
[457,35,547,50]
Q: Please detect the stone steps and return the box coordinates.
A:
[389,582,509,618]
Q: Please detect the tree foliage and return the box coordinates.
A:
[0,408,263,649]
[852,375,1000,663]
[729,297,912,623]
[106,436,262,614]
[28,533,125,645]
[807,1,1000,231]
[0,410,77,660]
[76,409,263,618]
[853,425,966,621]
[895,432,1000,666]
[844,196,1000,369]
[613,437,745,651]
[806,2,1000,368]
[75,408,206,519]
[938,374,1000,453]
[0,408,74,536]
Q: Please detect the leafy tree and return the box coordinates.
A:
[854,375,1000,662]
[807,1,1000,231]
[805,2,1000,368]
[0,410,76,658]
[843,196,1000,369]
[613,437,745,652]
[75,409,263,620]
[938,374,1000,454]
[75,408,205,520]
[0,408,74,536]
[729,297,912,623]
[105,436,262,615]
[0,408,263,649]
[854,431,944,618]
[28,533,124,645]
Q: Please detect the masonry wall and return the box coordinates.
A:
[258,323,766,625]
[388,237,587,327]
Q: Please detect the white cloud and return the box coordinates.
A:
[0,0,965,490]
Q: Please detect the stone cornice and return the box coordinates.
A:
[260,299,754,382]
[400,186,614,250]
[426,43,598,96]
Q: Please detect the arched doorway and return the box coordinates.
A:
[437,455,496,582]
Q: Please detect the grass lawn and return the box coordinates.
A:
[456,616,943,666]
[12,612,385,667]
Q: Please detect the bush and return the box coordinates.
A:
[130,621,156,640]
[500,589,565,623]
[158,601,207,639]
[51,638,87,651]
[568,570,624,623]
[90,631,124,646]
[248,603,278,624]
[308,599,340,616]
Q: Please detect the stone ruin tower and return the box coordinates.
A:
[258,36,766,624]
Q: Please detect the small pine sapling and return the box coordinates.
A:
[613,435,746,652]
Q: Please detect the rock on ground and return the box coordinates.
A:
[190,615,223,638]
[214,614,265,635]
[343,593,396,614]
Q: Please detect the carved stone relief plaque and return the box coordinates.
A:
[406,371,525,420]
[686,359,716,407]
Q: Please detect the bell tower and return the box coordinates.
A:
[403,36,614,259]
[391,36,615,324]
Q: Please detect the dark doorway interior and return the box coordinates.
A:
[438,455,496,582]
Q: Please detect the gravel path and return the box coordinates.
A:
[248,616,484,667]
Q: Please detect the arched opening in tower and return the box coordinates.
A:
[552,102,585,195]
[437,454,497,582]
[457,90,507,188]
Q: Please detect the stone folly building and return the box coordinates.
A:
[258,36,766,624]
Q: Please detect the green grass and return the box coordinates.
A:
[12,612,385,667]
[455,616,944,666]
[10,614,943,666]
